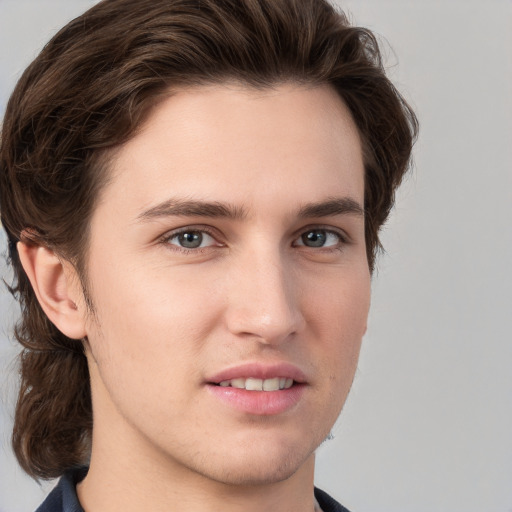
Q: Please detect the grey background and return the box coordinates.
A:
[1,1,511,511]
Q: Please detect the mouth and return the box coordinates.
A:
[205,362,307,415]
[216,377,294,391]
[207,362,307,389]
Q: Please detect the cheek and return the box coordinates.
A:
[306,261,370,329]
[304,266,370,378]
[90,259,220,331]
[84,263,224,388]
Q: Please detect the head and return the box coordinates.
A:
[0,0,417,481]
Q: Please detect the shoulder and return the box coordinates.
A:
[35,467,87,512]
[314,487,353,512]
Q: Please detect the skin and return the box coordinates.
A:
[20,83,370,512]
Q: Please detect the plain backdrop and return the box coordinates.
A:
[1,1,511,511]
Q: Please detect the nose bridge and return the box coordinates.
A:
[225,241,304,344]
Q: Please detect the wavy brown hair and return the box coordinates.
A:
[0,0,418,479]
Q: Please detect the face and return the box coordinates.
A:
[80,83,370,485]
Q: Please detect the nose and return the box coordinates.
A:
[224,247,305,345]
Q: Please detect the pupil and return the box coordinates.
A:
[179,232,202,248]
[303,230,326,247]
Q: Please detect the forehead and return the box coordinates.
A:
[98,83,365,218]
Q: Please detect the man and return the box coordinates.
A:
[0,0,417,511]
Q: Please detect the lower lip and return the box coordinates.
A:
[206,384,306,415]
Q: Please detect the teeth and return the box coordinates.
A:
[218,377,295,391]
[231,378,246,389]
[246,378,263,391]
[263,377,280,391]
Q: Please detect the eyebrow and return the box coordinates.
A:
[298,197,364,219]
[137,199,247,221]
[137,196,364,222]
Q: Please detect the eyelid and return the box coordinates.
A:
[292,224,351,246]
[157,223,352,253]
[159,224,224,251]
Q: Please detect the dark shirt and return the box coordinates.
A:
[35,467,87,512]
[36,467,351,512]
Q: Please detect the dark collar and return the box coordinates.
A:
[35,467,87,512]
[36,467,351,512]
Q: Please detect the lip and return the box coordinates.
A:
[206,362,307,384]
[205,362,308,416]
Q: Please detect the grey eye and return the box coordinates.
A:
[296,229,341,248]
[301,230,327,247]
[177,231,203,248]
[168,230,216,249]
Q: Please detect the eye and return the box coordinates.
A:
[166,229,218,250]
[295,229,343,248]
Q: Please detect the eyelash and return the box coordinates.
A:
[292,227,348,250]
[160,225,349,254]
[160,225,222,254]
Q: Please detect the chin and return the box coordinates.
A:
[185,433,318,487]
[201,457,306,487]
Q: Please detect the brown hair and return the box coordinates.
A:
[0,0,418,479]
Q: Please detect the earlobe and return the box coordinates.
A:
[17,241,87,340]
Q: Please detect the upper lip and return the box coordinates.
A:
[206,362,308,384]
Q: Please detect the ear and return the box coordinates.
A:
[17,241,87,340]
